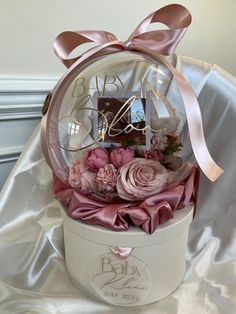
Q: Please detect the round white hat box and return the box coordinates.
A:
[61,205,193,306]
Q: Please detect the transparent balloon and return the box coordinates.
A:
[51,51,188,168]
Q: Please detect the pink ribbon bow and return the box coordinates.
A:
[53,4,192,68]
[41,4,223,183]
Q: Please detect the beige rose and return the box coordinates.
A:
[117,158,168,201]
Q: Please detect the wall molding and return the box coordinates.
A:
[0,77,58,120]
[0,77,58,93]
[0,146,24,164]
[0,76,58,188]
[0,103,43,120]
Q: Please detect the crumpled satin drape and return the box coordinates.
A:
[0,56,236,313]
[53,167,198,234]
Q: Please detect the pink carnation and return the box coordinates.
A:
[68,160,96,194]
[110,147,134,168]
[95,164,118,192]
[86,147,109,171]
[117,158,168,201]
[143,150,164,160]
[152,132,168,151]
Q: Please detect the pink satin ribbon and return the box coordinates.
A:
[41,4,223,183]
[53,167,198,234]
[53,4,191,68]
[109,247,133,259]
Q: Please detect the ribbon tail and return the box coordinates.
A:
[169,66,223,181]
[128,45,223,181]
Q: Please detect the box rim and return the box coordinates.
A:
[61,205,193,247]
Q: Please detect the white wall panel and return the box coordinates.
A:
[0,0,235,77]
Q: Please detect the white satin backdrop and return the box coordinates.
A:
[0,56,236,314]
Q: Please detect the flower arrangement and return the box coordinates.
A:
[67,131,191,202]
[49,129,198,234]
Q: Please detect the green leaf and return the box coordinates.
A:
[164,139,183,156]
[122,138,138,148]
[134,146,142,157]
[108,144,116,152]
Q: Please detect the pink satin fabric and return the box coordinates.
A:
[41,4,223,184]
[53,167,198,234]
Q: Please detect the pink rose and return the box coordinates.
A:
[95,164,118,192]
[86,147,109,171]
[117,159,168,201]
[68,160,96,194]
[167,162,193,189]
[110,147,134,168]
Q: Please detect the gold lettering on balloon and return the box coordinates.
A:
[60,73,177,152]
[107,95,162,137]
[72,77,87,97]
[69,94,91,116]
[102,75,124,96]
[72,75,124,98]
